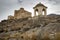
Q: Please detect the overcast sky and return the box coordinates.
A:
[0,0,60,21]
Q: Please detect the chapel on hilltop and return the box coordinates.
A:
[33,2,47,16]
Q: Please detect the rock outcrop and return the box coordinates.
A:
[0,15,60,40]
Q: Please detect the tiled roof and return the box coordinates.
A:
[33,3,47,9]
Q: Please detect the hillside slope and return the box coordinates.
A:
[0,15,60,40]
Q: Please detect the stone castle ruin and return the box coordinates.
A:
[8,8,32,19]
[8,2,47,19]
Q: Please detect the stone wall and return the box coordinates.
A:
[8,8,32,19]
[8,15,14,19]
[14,8,31,19]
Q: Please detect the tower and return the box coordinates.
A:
[33,2,47,16]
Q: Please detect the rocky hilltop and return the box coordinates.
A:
[0,15,60,40]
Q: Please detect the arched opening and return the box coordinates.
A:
[42,9,45,15]
[42,11,44,15]
[35,9,38,15]
[36,11,38,15]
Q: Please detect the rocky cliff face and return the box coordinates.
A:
[0,15,60,40]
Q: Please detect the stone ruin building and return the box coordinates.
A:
[33,3,47,16]
[8,2,47,19]
[8,8,32,19]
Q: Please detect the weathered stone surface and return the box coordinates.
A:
[40,23,60,40]
[0,15,60,40]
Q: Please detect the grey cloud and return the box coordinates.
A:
[48,0,60,5]
[46,0,60,14]
[0,0,20,21]
[0,0,18,4]
[56,11,60,13]
[0,0,18,11]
